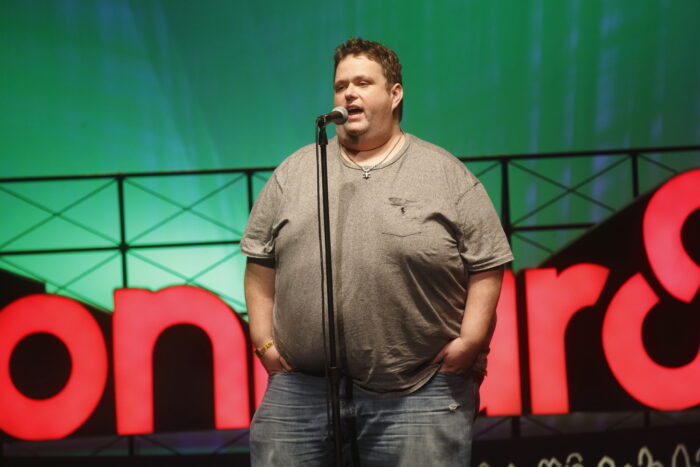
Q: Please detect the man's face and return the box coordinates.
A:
[333,54,401,146]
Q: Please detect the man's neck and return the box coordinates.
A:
[340,127,404,166]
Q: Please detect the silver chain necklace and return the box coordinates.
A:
[341,133,404,180]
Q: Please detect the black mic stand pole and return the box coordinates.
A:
[316,120,344,466]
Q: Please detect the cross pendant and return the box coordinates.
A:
[362,170,371,180]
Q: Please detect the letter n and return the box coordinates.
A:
[114,286,249,435]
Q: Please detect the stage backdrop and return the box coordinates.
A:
[0,1,699,459]
[2,0,699,177]
[1,2,699,310]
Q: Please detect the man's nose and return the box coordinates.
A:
[344,85,358,100]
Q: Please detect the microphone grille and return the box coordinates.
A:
[333,106,348,123]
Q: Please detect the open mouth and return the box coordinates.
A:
[348,108,363,116]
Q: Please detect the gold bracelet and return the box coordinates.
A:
[255,339,274,358]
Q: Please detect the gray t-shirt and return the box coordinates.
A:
[241,134,513,395]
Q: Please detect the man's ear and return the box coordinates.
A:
[390,83,403,111]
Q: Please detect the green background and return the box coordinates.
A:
[1,0,699,313]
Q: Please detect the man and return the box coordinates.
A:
[241,37,513,466]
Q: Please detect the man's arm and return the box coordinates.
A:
[244,258,291,375]
[431,267,504,373]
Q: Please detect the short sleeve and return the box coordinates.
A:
[240,172,284,259]
[456,182,513,272]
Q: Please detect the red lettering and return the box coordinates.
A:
[643,168,700,303]
[603,273,700,410]
[2,168,699,440]
[526,264,609,414]
[604,169,700,410]
[113,286,250,434]
[480,270,521,415]
[253,357,268,409]
[0,295,107,440]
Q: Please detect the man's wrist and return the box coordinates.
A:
[254,339,274,358]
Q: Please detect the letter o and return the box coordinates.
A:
[0,294,107,440]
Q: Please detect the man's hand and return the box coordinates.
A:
[431,267,505,374]
[431,336,480,374]
[259,344,293,375]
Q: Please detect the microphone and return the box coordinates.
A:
[316,106,348,127]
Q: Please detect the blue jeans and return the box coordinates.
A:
[250,371,479,466]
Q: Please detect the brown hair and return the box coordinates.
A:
[333,37,403,121]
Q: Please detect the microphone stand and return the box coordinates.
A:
[315,120,344,466]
